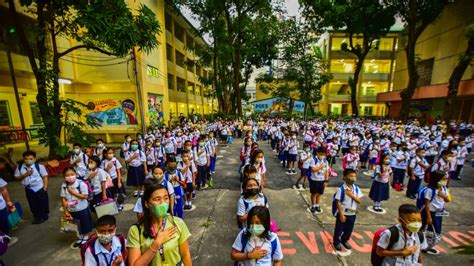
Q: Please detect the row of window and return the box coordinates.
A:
[330,59,393,74]
[165,13,195,51]
[0,101,42,127]
[166,44,208,78]
[331,37,397,51]
[167,74,203,96]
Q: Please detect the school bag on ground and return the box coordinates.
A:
[7,202,23,230]
[80,234,127,266]
[370,226,424,266]
[234,230,277,266]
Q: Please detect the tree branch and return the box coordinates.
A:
[57,45,115,58]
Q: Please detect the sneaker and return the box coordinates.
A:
[374,207,383,212]
[310,207,317,213]
[298,185,304,191]
[139,191,144,197]
[280,161,284,164]
[315,206,323,214]
[118,204,124,212]
[292,184,299,190]
[132,191,139,197]
[7,236,18,247]
[72,240,82,249]
[334,243,342,252]
[286,170,293,174]
[203,184,209,189]
[426,248,440,255]
[342,241,352,250]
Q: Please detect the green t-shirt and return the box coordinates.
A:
[127,216,191,266]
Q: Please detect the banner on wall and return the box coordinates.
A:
[251,97,305,114]
[86,98,138,125]
[147,94,164,125]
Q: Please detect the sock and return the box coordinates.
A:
[315,204,320,207]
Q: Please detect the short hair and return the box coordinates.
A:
[96,139,104,143]
[167,156,177,164]
[441,150,453,157]
[416,148,425,153]
[96,215,116,227]
[398,204,419,215]
[317,147,326,154]
[22,150,36,158]
[73,143,82,148]
[343,169,356,177]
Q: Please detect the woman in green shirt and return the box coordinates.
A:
[127,183,192,266]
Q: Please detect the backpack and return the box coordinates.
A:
[331,185,359,217]
[233,230,277,266]
[17,162,43,178]
[237,195,268,229]
[70,180,94,201]
[80,234,127,266]
[342,154,348,169]
[416,187,436,210]
[424,161,441,183]
[370,226,425,266]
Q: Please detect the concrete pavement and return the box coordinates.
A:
[1,139,474,265]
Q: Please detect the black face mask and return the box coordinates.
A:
[168,166,176,172]
[246,188,259,197]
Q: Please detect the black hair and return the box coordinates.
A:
[22,150,37,158]
[416,148,425,154]
[428,170,446,188]
[89,155,101,167]
[243,164,258,176]
[317,147,326,154]
[250,149,264,165]
[73,143,82,148]
[62,166,76,176]
[96,214,116,227]
[379,153,390,168]
[245,206,271,240]
[124,135,131,139]
[139,183,173,239]
[96,139,104,143]
[398,204,420,215]
[441,150,453,157]
[167,156,177,164]
[143,176,159,190]
[241,177,260,197]
[343,168,356,177]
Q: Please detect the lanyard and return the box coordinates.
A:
[151,217,168,263]
[101,252,114,266]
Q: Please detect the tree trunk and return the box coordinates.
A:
[288,97,294,115]
[349,58,364,117]
[443,38,474,122]
[233,44,242,118]
[399,38,419,122]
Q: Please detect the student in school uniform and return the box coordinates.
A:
[369,153,392,212]
[286,133,299,175]
[407,149,429,199]
[153,139,166,170]
[175,130,186,155]
[308,148,329,214]
[430,150,452,185]
[14,151,49,224]
[344,146,360,171]
[453,137,468,180]
[144,141,156,178]
[194,136,210,190]
[333,169,363,253]
[178,150,197,211]
[100,148,124,211]
[121,135,132,159]
[208,132,218,175]
[419,170,451,255]
[163,131,177,159]
[326,137,339,169]
[392,143,409,191]
[0,160,18,245]
[236,177,269,230]
[93,139,107,160]
[125,140,148,197]
[280,134,290,168]
[83,215,126,266]
[424,135,438,165]
[61,167,93,248]
[165,157,185,218]
[375,204,427,266]
[232,206,283,265]
[86,156,109,209]
[294,143,312,190]
[71,143,89,179]
[250,149,267,191]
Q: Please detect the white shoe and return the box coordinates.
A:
[7,236,18,247]
[286,171,292,174]
[292,185,298,189]
[298,185,304,190]
[426,248,440,255]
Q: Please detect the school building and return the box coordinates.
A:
[376,0,474,121]
[0,0,215,144]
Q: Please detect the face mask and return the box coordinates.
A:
[97,143,104,148]
[153,174,164,181]
[292,136,297,140]
[246,188,259,197]
[199,143,205,147]
[209,134,213,138]
[155,143,161,146]
[107,154,114,159]
[88,162,97,169]
[401,219,422,233]
[126,138,132,142]
[168,166,176,172]
[137,136,142,140]
[249,224,265,236]
[65,175,77,184]
[255,158,263,164]
[344,178,355,185]
[438,180,447,187]
[131,145,139,151]
[384,160,390,164]
[24,159,35,166]
[97,232,115,244]
[150,203,169,218]
[305,149,311,152]
[73,148,80,154]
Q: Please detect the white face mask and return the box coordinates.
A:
[438,180,447,187]
[73,148,80,154]
[24,159,35,166]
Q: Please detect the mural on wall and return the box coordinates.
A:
[147,94,164,125]
[86,98,138,125]
[252,97,305,114]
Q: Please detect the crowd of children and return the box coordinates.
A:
[0,117,472,265]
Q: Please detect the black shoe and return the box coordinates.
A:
[310,207,316,213]
[342,241,352,250]
[32,218,47,225]
[407,195,416,199]
[374,207,383,212]
[315,206,322,214]
[334,243,342,252]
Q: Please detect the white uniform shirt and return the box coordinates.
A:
[14,163,48,192]
[86,168,107,195]
[309,158,328,181]
[409,156,428,178]
[194,146,209,166]
[394,150,409,170]
[232,230,283,266]
[100,158,122,179]
[334,184,363,216]
[424,186,448,212]
[70,152,89,178]
[288,139,299,155]
[124,150,146,168]
[300,151,313,169]
[144,147,156,165]
[163,137,177,154]
[84,236,125,266]
[375,165,392,183]
[60,180,89,212]
[0,178,7,210]
[178,161,197,183]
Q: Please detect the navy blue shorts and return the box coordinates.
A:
[288,154,297,162]
[309,180,326,195]
[369,158,377,164]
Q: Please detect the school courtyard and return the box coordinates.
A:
[1,139,473,266]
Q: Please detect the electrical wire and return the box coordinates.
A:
[59,57,131,67]
[62,53,125,62]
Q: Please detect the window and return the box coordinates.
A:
[363,106,373,116]
[330,60,354,73]
[331,36,363,51]
[203,70,208,78]
[0,101,11,126]
[378,38,394,51]
[174,24,184,42]
[186,34,194,50]
[187,82,195,94]
[196,85,201,96]
[364,60,391,73]
[196,65,202,76]
[417,58,434,87]
[175,51,185,67]
[168,74,175,90]
[165,13,173,32]
[177,77,186,92]
[30,102,43,125]
[166,44,173,62]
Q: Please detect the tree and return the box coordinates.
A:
[8,0,160,158]
[258,18,332,119]
[443,23,474,122]
[385,0,446,121]
[301,0,396,117]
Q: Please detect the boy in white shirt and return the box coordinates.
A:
[286,133,300,174]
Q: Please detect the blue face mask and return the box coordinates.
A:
[131,145,139,151]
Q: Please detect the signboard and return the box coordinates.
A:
[86,98,138,125]
[251,97,305,114]
[147,94,164,125]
